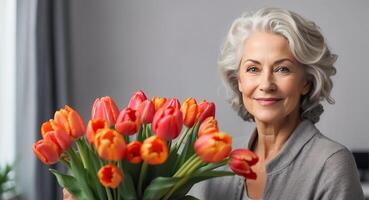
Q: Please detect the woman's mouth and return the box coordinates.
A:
[254,97,282,106]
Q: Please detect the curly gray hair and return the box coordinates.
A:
[219,7,337,123]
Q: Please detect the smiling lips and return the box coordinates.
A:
[254,97,282,106]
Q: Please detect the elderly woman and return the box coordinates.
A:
[192,7,364,200]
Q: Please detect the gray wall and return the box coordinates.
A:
[69,0,369,150]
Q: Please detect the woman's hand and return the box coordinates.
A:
[63,188,75,200]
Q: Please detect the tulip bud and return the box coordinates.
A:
[198,116,219,137]
[86,119,109,144]
[115,108,140,136]
[181,97,200,128]
[54,105,86,139]
[98,164,123,188]
[229,149,259,180]
[194,132,232,163]
[42,123,72,153]
[33,139,61,165]
[91,96,120,126]
[94,128,126,161]
[198,100,216,123]
[141,136,168,165]
[137,100,155,124]
[151,96,167,111]
[126,141,142,164]
[128,90,147,110]
[152,106,183,140]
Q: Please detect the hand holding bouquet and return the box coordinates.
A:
[33,90,258,200]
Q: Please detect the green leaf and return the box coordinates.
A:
[50,169,88,200]
[142,176,180,200]
[118,169,137,200]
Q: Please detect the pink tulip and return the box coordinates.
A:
[91,96,120,126]
[162,98,181,110]
[115,108,140,136]
[198,100,216,123]
[137,100,155,124]
[152,106,183,140]
[229,149,259,179]
[128,90,147,110]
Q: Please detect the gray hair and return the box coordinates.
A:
[219,7,337,123]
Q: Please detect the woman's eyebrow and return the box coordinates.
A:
[240,58,294,66]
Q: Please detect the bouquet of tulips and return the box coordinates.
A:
[33,90,259,200]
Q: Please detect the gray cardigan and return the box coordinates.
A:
[189,120,364,200]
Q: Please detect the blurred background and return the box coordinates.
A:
[1,0,369,199]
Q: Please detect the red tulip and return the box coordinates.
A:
[98,164,123,188]
[91,96,120,126]
[198,116,218,137]
[152,106,183,140]
[137,100,155,124]
[198,100,215,123]
[141,136,168,165]
[162,98,181,110]
[181,97,200,128]
[115,108,140,136]
[86,119,109,144]
[194,132,232,163]
[33,139,60,165]
[94,128,126,161]
[54,105,85,139]
[151,96,167,111]
[128,90,147,110]
[229,149,259,179]
[126,141,142,164]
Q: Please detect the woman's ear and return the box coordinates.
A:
[302,81,310,95]
[238,80,242,92]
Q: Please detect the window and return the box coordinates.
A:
[0,0,16,166]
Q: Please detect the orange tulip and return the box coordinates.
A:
[152,106,183,140]
[181,97,200,128]
[194,132,232,163]
[137,100,155,124]
[115,108,140,136]
[91,96,120,126]
[229,149,259,179]
[98,164,123,188]
[41,120,72,152]
[128,90,147,110]
[126,141,142,164]
[198,100,216,123]
[198,117,219,137]
[86,119,109,144]
[151,96,167,111]
[54,105,85,139]
[33,139,60,165]
[141,136,168,165]
[94,128,126,161]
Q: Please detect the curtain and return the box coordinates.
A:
[16,0,71,199]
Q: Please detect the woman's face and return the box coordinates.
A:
[238,31,310,124]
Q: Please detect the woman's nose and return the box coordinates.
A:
[259,71,277,92]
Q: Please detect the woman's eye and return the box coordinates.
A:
[275,66,290,73]
[246,66,258,73]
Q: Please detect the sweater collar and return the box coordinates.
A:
[247,119,319,174]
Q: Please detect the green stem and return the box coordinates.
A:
[163,157,203,200]
[106,188,113,200]
[137,162,148,198]
[173,127,190,151]
[76,139,89,169]
[173,154,197,177]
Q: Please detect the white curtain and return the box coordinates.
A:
[15,0,38,199]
